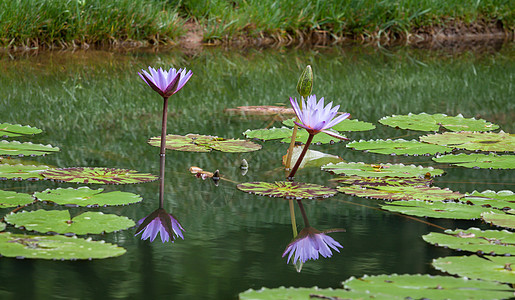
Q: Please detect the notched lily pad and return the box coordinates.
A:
[283,118,376,132]
[5,210,135,235]
[0,164,51,181]
[332,176,432,187]
[381,200,495,219]
[0,190,34,208]
[379,113,499,132]
[40,167,158,184]
[322,162,444,178]
[237,181,337,200]
[33,187,142,207]
[0,232,126,260]
[0,123,42,138]
[482,212,515,230]
[433,255,515,284]
[420,131,515,152]
[347,139,453,156]
[433,153,515,169]
[0,140,59,157]
[337,185,463,202]
[149,134,261,153]
[464,190,515,211]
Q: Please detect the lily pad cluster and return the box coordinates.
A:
[379,113,499,132]
[347,139,454,156]
[148,133,261,152]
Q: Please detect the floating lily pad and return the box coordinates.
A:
[243,127,345,145]
[433,255,515,284]
[381,200,495,219]
[0,232,126,260]
[0,163,51,181]
[237,181,337,200]
[337,185,463,202]
[5,210,135,235]
[239,286,370,300]
[40,167,158,184]
[283,118,376,132]
[0,223,5,231]
[284,128,345,144]
[322,162,444,178]
[343,274,513,300]
[283,146,343,169]
[423,228,515,255]
[433,153,515,169]
[347,139,453,156]
[482,212,515,230]
[148,134,261,153]
[34,187,142,207]
[332,176,432,187]
[0,190,34,208]
[0,123,42,138]
[464,190,515,211]
[0,140,59,157]
[379,113,499,132]
[420,131,515,152]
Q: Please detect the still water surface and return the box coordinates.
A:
[0,44,513,299]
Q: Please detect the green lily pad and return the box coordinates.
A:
[464,190,515,210]
[332,176,432,187]
[433,255,515,284]
[0,163,51,181]
[0,140,59,157]
[281,128,345,145]
[239,286,371,300]
[5,210,135,235]
[322,162,444,178]
[0,190,34,208]
[433,153,515,169]
[379,113,499,132]
[381,200,495,219]
[423,228,515,255]
[283,118,376,132]
[40,167,158,184]
[0,232,126,260]
[420,131,515,152]
[0,123,42,138]
[237,181,337,200]
[244,127,345,145]
[347,139,453,156]
[33,187,142,207]
[343,274,514,300]
[149,134,261,153]
[337,185,464,202]
[0,223,5,231]
[482,212,515,230]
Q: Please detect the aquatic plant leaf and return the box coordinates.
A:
[482,212,515,230]
[423,228,515,256]
[281,128,345,144]
[0,232,126,260]
[283,146,343,169]
[337,185,463,201]
[40,167,158,184]
[347,139,453,156]
[322,162,444,178]
[381,200,495,219]
[148,134,212,152]
[0,190,34,208]
[149,134,261,153]
[237,181,337,200]
[0,123,42,138]
[433,255,515,284]
[224,105,294,116]
[209,139,262,153]
[34,187,142,207]
[420,131,515,152]
[433,153,515,169]
[0,164,51,181]
[343,274,513,300]
[0,223,5,231]
[0,140,59,157]
[5,210,135,235]
[243,127,292,141]
[464,190,515,211]
[239,286,370,300]
[379,113,499,132]
[332,176,432,187]
[283,118,376,132]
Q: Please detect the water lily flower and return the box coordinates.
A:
[290,95,350,140]
[139,67,193,98]
[135,208,184,243]
[282,227,343,264]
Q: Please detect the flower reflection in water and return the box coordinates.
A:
[283,226,344,264]
[135,207,184,243]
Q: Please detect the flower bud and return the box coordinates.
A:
[296,65,313,97]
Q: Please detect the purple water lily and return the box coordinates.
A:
[139,67,193,98]
[290,95,350,140]
[282,227,343,264]
[135,208,184,243]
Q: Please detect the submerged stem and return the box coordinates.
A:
[285,121,300,169]
[288,199,298,238]
[296,199,310,228]
[287,133,314,180]
[159,96,169,209]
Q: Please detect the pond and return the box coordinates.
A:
[0,43,513,299]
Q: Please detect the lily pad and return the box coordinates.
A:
[239,286,370,300]
[0,123,42,138]
[379,113,499,132]
[283,128,345,144]
[433,153,515,169]
[322,162,444,178]
[283,146,343,169]
[381,200,495,219]
[33,187,142,207]
[40,167,158,184]
[343,274,514,300]
[283,118,376,132]
[433,255,515,284]
[237,181,337,200]
[0,163,51,181]
[0,190,34,208]
[5,210,135,235]
[148,134,261,153]
[332,176,432,187]
[0,140,59,157]
[337,185,463,202]
[420,131,515,152]
[0,232,126,260]
[464,190,515,211]
[0,223,5,231]
[423,228,515,255]
[347,139,453,156]
[243,127,345,145]
[482,212,515,230]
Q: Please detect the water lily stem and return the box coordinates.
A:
[285,121,299,169]
[296,199,310,228]
[287,133,314,180]
[159,96,169,209]
[288,199,298,238]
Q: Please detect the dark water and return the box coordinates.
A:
[0,43,513,299]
